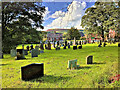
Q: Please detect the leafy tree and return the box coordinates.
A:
[66,27,81,40]
[2,2,45,53]
[81,1,119,41]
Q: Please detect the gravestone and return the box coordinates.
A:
[76,41,78,45]
[40,43,44,50]
[26,46,29,51]
[31,49,38,58]
[79,41,81,45]
[63,46,66,49]
[24,50,28,55]
[35,46,40,54]
[47,41,51,50]
[57,41,59,47]
[10,49,16,57]
[73,46,77,50]
[78,45,82,49]
[70,41,73,45]
[73,37,76,45]
[21,63,44,81]
[15,49,25,60]
[68,59,79,69]
[40,50,44,53]
[118,43,120,47]
[65,40,67,46]
[68,45,70,49]
[98,44,102,47]
[56,47,60,50]
[86,55,93,64]
[30,45,33,50]
[103,42,107,47]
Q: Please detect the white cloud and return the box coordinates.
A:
[43,7,51,20]
[44,1,86,30]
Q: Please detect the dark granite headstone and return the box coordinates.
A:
[118,43,120,47]
[30,45,33,50]
[47,41,51,50]
[78,45,82,49]
[65,40,67,46]
[79,41,81,45]
[103,42,107,47]
[68,45,70,48]
[63,46,66,49]
[31,49,38,58]
[56,47,60,50]
[73,46,77,50]
[98,44,102,47]
[24,50,28,55]
[21,63,44,81]
[86,55,93,64]
[26,46,29,51]
[40,43,44,50]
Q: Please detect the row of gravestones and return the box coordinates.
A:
[10,45,44,60]
[21,55,93,81]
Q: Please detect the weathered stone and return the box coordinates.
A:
[24,50,28,55]
[31,49,38,58]
[21,63,44,81]
[15,49,25,60]
[68,59,78,69]
[10,49,16,57]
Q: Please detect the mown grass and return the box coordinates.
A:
[1,43,119,88]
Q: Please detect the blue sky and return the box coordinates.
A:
[37,1,95,31]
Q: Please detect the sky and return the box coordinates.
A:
[37,1,95,31]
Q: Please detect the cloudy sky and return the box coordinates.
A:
[37,1,95,31]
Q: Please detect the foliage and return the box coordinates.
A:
[66,27,81,40]
[81,1,119,41]
[2,2,45,53]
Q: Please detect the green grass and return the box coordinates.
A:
[1,43,119,88]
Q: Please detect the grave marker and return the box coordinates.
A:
[118,43,120,47]
[15,49,25,60]
[56,47,60,50]
[31,49,38,58]
[68,59,79,69]
[24,50,28,55]
[26,46,29,51]
[40,50,44,53]
[21,63,44,81]
[78,45,82,49]
[63,46,66,49]
[86,55,93,64]
[73,46,77,50]
[10,49,16,57]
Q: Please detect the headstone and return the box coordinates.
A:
[24,50,28,55]
[63,46,66,49]
[98,44,102,47]
[76,41,78,45]
[53,42,55,48]
[57,41,59,47]
[68,59,79,69]
[15,49,25,60]
[73,37,76,45]
[40,43,44,50]
[56,47,60,50]
[30,44,33,50]
[26,46,29,51]
[103,42,107,47]
[35,46,40,54]
[47,41,51,50]
[70,41,73,45]
[78,45,82,49]
[31,49,38,58]
[118,43,120,47]
[10,49,16,57]
[79,41,81,45]
[73,46,77,50]
[21,63,44,81]
[68,45,70,49]
[86,55,93,64]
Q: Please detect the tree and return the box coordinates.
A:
[81,1,119,41]
[2,2,45,53]
[66,27,81,40]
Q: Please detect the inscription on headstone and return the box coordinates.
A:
[86,55,93,64]
[21,63,44,80]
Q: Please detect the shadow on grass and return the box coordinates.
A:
[77,66,91,70]
[30,75,71,83]
[0,64,10,66]
[92,62,106,64]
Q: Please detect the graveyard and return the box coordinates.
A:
[1,42,119,88]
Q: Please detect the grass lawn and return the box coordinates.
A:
[1,43,120,88]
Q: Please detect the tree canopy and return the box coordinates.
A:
[81,1,119,41]
[66,27,81,40]
[2,2,45,53]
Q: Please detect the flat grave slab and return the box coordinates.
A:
[21,63,44,81]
